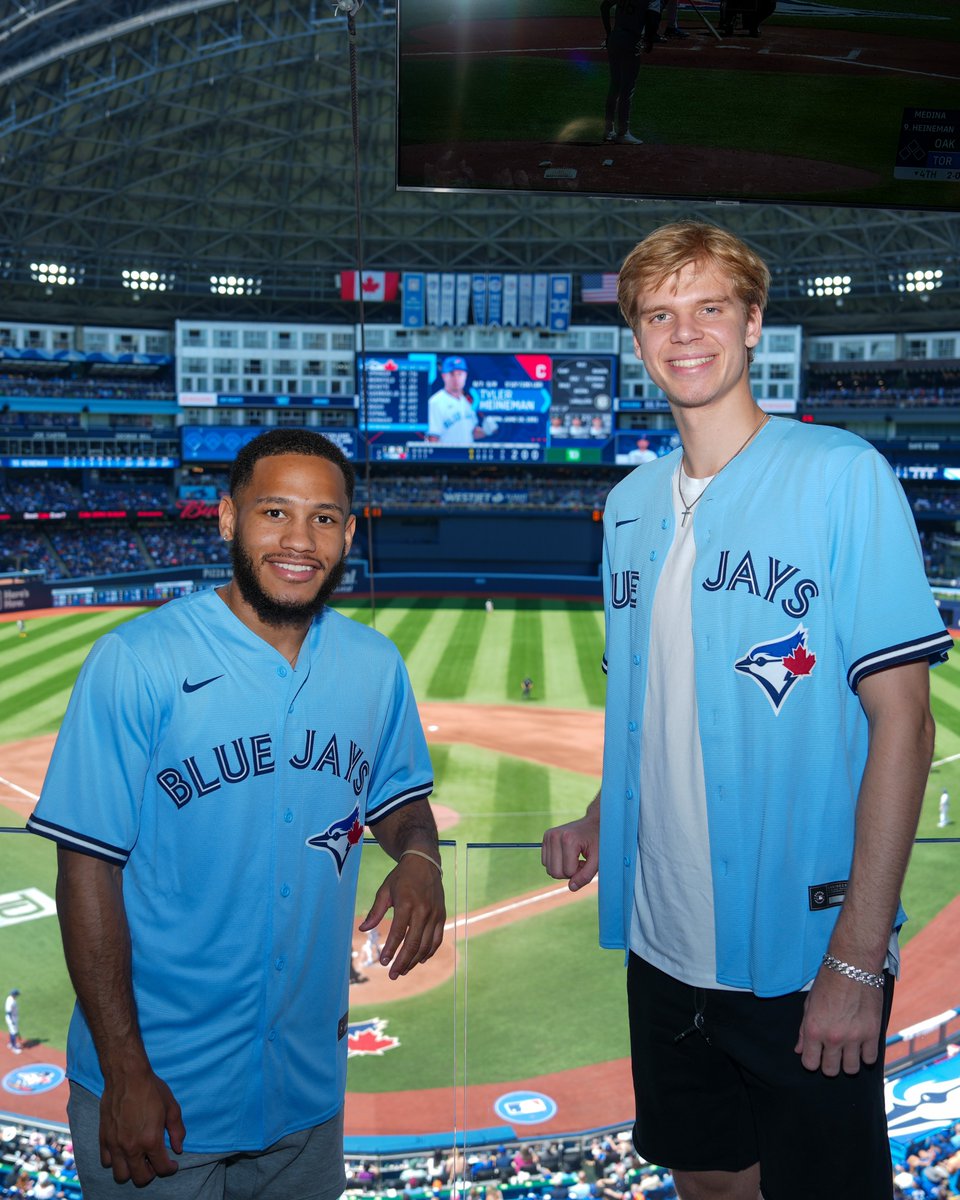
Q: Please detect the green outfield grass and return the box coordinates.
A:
[1,602,957,1081]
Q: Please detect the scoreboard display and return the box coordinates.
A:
[359,352,615,462]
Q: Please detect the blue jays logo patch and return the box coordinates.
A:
[885,1052,960,1142]
[347,1018,400,1057]
[734,624,816,714]
[306,805,364,876]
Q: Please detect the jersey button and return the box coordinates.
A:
[623,856,631,869]
[277,666,288,678]
[660,518,668,530]
[625,788,633,801]
[628,721,637,733]
[649,550,656,561]
[632,654,641,666]
[267,1029,278,1042]
[283,809,294,823]
[280,884,291,898]
[275,956,286,971]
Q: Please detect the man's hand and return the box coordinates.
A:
[794,966,885,1076]
[359,855,445,980]
[99,1067,185,1186]
[542,800,601,892]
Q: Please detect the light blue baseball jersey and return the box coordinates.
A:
[28,589,432,1152]
[599,417,952,997]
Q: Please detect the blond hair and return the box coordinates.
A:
[617,221,770,331]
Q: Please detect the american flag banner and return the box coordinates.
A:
[581,272,620,303]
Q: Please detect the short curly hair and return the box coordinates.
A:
[617,221,770,332]
[229,428,355,507]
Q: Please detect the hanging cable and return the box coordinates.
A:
[338,0,377,628]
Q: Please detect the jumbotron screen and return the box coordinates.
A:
[358,351,616,463]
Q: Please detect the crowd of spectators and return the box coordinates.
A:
[893,1121,960,1198]
[803,368,960,409]
[142,525,231,568]
[0,375,174,402]
[0,1122,77,1200]
[342,1133,677,1200]
[356,473,616,512]
[47,529,146,577]
[0,476,172,513]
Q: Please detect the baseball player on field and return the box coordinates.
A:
[28,429,445,1200]
[427,355,485,446]
[542,222,952,1200]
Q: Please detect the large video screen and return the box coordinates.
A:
[397,0,959,211]
[358,352,615,462]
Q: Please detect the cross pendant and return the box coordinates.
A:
[681,507,692,526]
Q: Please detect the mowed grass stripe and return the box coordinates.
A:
[428,607,486,699]
[566,602,606,708]
[1,610,134,674]
[1,612,141,693]
[506,601,545,704]
[401,603,470,699]
[374,600,437,661]
[463,605,515,704]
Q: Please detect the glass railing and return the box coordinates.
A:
[1,830,957,1197]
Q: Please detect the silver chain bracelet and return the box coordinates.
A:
[821,953,885,990]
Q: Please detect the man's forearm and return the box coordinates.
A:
[56,847,150,1079]
[370,798,441,863]
[827,662,935,972]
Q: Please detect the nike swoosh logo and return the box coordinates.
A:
[182,674,225,693]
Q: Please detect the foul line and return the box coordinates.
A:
[0,774,39,802]
[932,752,960,768]
[444,881,592,935]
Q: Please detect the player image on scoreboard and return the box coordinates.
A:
[613,430,681,465]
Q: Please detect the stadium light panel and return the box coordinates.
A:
[122,267,174,292]
[209,273,261,296]
[889,268,944,294]
[29,260,83,286]
[800,274,852,299]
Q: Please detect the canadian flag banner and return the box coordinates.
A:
[339,271,400,301]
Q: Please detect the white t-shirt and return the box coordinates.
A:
[630,463,723,988]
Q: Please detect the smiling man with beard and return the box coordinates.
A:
[29,429,444,1200]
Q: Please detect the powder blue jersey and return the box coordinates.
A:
[599,417,951,996]
[29,590,432,1151]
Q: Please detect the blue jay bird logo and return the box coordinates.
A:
[734,624,816,714]
[306,805,364,876]
[885,1055,960,1141]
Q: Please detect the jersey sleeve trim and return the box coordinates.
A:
[602,654,608,675]
[26,814,130,866]
[847,629,953,693]
[366,780,434,825]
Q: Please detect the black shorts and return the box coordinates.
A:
[626,953,894,1199]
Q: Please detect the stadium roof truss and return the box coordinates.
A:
[0,0,957,332]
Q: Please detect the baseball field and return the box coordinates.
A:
[1,599,958,1140]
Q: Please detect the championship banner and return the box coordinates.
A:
[549,274,572,332]
[440,273,456,326]
[532,274,549,328]
[425,273,441,326]
[518,274,534,327]
[402,273,425,327]
[471,273,488,325]
[456,273,472,327]
[502,274,519,327]
[487,273,503,326]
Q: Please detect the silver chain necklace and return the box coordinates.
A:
[677,412,770,527]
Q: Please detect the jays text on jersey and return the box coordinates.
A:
[28,589,433,1152]
[598,417,952,996]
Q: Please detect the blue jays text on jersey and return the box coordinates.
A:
[156,729,371,807]
[28,590,433,1153]
[598,417,952,997]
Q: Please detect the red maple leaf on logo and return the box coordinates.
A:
[361,275,380,294]
[783,645,816,676]
[348,1028,399,1056]
[348,819,364,846]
